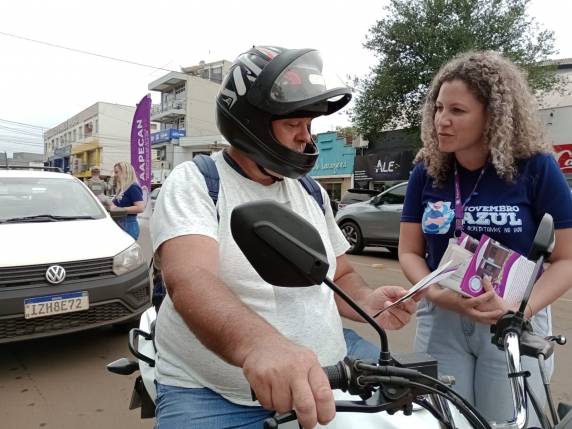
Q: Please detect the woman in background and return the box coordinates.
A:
[110,161,144,240]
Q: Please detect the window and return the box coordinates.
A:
[210,66,223,83]
[322,183,342,201]
[84,122,93,137]
[175,85,186,97]
[95,119,99,134]
[382,183,407,205]
[73,129,77,142]
[78,126,83,140]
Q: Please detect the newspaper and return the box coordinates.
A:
[372,260,458,318]
[438,233,535,306]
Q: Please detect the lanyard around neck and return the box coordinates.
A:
[453,161,487,237]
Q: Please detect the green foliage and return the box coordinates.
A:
[352,0,559,137]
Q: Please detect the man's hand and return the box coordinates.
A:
[242,337,335,429]
[365,286,417,330]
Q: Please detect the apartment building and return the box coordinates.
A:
[148,60,231,182]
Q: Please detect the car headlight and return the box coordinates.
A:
[113,242,146,275]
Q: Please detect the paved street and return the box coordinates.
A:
[1,248,571,428]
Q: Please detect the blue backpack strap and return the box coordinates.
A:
[192,154,220,206]
[298,175,325,214]
[192,153,324,216]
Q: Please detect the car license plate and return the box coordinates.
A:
[24,291,89,319]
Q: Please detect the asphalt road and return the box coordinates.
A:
[1,248,571,429]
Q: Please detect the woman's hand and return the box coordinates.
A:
[429,277,512,325]
[473,276,515,315]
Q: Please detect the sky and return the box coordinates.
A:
[0,0,571,155]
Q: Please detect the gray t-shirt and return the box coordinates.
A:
[150,151,350,405]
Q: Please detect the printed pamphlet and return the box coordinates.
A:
[372,260,458,318]
[438,233,534,306]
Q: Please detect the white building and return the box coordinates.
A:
[148,60,231,183]
[538,58,572,178]
[43,102,158,178]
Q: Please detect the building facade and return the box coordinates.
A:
[309,132,356,201]
[148,60,231,182]
[43,102,157,177]
[538,58,572,178]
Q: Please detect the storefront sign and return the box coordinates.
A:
[312,160,348,175]
[151,128,186,145]
[554,144,572,174]
[354,150,414,182]
[54,145,72,158]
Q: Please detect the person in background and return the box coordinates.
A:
[398,51,572,425]
[109,161,144,240]
[85,166,108,201]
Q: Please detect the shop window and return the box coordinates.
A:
[322,182,342,201]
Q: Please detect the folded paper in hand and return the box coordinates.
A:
[437,233,534,306]
[372,260,458,318]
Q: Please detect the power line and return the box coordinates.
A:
[0,30,182,74]
[0,118,48,130]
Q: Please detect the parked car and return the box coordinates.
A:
[149,186,161,211]
[337,188,380,211]
[0,166,152,343]
[335,182,408,255]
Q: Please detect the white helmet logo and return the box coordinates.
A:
[46,265,66,284]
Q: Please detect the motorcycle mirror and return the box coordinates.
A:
[231,200,330,287]
[518,213,555,316]
[527,213,555,261]
[107,357,139,375]
[232,200,392,363]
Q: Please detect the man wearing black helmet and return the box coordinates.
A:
[150,46,416,428]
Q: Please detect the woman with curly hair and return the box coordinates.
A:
[399,51,572,424]
[110,161,144,239]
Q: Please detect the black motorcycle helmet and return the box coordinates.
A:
[216,46,352,179]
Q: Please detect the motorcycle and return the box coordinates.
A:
[108,202,572,428]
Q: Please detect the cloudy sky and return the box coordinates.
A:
[0,0,571,155]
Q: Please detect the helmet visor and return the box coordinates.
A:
[270,51,348,103]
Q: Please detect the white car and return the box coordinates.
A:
[0,167,151,343]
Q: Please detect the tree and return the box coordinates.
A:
[352,0,560,137]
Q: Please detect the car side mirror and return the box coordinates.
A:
[372,195,383,206]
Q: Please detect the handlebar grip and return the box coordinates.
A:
[263,411,297,428]
[251,361,348,403]
[323,361,348,391]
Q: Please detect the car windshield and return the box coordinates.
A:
[0,177,106,222]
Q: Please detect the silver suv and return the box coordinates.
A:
[335,182,408,255]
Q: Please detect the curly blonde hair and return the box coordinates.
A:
[416,51,552,185]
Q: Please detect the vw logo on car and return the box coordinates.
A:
[45,265,66,284]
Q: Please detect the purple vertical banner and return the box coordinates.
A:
[131,94,152,200]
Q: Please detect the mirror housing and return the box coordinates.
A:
[371,195,383,206]
[527,213,555,261]
[231,200,329,287]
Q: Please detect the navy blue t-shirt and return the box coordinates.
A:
[401,153,572,271]
[113,183,143,218]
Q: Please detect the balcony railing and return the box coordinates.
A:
[152,99,186,115]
